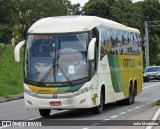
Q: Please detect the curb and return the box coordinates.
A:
[0,93,24,103]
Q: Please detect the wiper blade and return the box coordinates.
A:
[57,64,73,86]
[38,65,55,85]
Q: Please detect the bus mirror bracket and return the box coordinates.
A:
[88,38,96,60]
[14,40,25,62]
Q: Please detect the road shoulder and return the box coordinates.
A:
[0,93,23,103]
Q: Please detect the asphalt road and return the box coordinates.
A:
[0,81,160,129]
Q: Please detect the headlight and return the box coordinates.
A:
[24,89,37,96]
[143,74,146,76]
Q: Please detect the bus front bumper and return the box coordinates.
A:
[24,91,94,110]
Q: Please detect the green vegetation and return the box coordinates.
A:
[156,100,160,106]
[0,44,24,97]
[0,0,81,44]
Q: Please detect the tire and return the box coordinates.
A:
[132,88,136,104]
[39,109,51,117]
[92,90,104,114]
[125,85,133,105]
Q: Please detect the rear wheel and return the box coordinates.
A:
[92,90,104,114]
[132,87,136,104]
[125,85,133,105]
[39,109,51,117]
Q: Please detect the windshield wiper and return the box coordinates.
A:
[38,65,55,85]
[38,63,73,86]
[57,64,73,86]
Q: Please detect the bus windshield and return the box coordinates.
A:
[25,33,89,84]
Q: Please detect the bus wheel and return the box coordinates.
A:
[132,87,136,104]
[39,109,51,117]
[92,90,104,114]
[125,85,133,105]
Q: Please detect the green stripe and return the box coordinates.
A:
[56,84,84,93]
[56,87,70,92]
[108,54,123,93]
[66,84,84,92]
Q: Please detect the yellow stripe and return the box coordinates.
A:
[28,85,58,94]
[28,85,71,94]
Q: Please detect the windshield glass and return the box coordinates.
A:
[145,67,160,73]
[25,33,89,84]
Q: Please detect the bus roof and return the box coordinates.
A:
[28,16,140,34]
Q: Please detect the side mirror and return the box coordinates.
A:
[14,40,25,62]
[88,38,96,60]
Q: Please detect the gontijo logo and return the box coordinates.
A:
[38,89,51,93]
[123,59,135,68]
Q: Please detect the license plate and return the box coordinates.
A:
[50,101,61,106]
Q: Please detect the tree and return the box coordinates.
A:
[0,0,19,44]
[0,0,19,25]
[15,0,68,39]
[111,0,142,30]
[83,0,115,19]
[149,34,160,65]
[69,3,81,15]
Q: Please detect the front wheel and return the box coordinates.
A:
[92,91,104,114]
[39,109,51,117]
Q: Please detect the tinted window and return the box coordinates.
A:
[146,67,160,72]
[101,28,112,57]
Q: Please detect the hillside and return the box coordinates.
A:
[0,44,24,97]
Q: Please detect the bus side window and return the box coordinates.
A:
[122,31,129,55]
[128,33,132,55]
[100,28,107,58]
[91,28,99,76]
[101,28,112,58]
[133,33,139,55]
[116,30,122,55]
[111,29,117,55]
[137,34,142,52]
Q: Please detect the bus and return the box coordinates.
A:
[14,16,143,117]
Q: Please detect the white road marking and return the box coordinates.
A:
[145,108,160,129]
[28,116,42,121]
[83,127,90,129]
[145,102,153,105]
[134,106,140,109]
[0,125,11,129]
[127,109,134,112]
[139,105,145,107]
[119,112,126,115]
[110,115,118,119]
[143,83,160,89]
[91,123,100,126]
